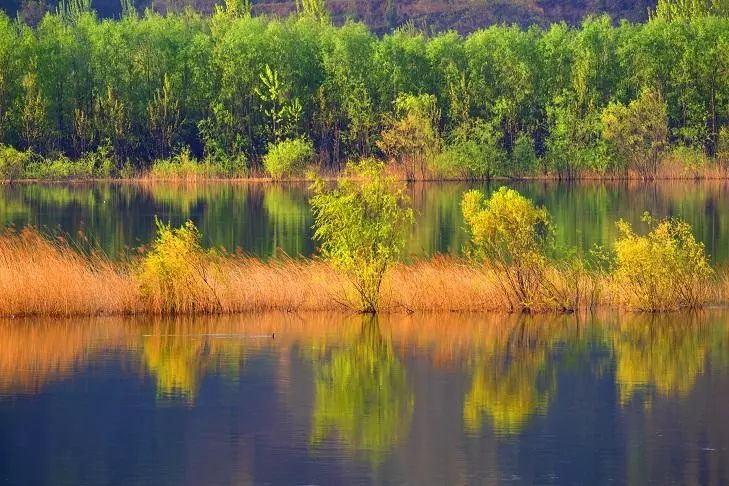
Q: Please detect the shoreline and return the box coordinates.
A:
[6,173,729,185]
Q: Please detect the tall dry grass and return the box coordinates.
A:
[0,228,726,317]
[0,228,140,316]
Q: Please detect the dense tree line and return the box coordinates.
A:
[0,1,728,178]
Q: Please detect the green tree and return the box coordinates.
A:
[377,93,441,180]
[653,0,729,21]
[601,87,669,179]
[19,71,47,152]
[255,64,302,144]
[311,159,414,313]
[147,74,181,158]
[435,119,506,179]
[296,0,329,23]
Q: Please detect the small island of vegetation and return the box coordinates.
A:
[0,161,723,316]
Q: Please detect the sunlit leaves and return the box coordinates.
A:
[311,159,413,312]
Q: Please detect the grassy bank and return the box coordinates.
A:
[0,226,725,317]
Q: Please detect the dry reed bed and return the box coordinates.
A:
[2,229,728,317]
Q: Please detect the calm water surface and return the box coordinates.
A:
[1,312,729,485]
[3,180,729,262]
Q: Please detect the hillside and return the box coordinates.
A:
[4,0,655,31]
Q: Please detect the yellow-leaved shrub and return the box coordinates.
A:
[137,219,221,314]
[462,187,554,311]
[612,214,713,311]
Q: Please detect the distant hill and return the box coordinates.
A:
[3,0,656,31]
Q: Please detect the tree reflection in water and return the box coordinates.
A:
[609,312,716,406]
[462,316,560,436]
[310,316,414,465]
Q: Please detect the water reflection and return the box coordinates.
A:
[608,313,716,405]
[463,318,559,436]
[310,317,414,465]
[6,181,729,262]
[142,320,252,403]
[2,312,729,484]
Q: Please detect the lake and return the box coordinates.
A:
[3,180,729,262]
[3,181,729,485]
[1,311,729,485]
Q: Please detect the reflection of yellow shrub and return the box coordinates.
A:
[610,314,708,405]
[612,214,713,311]
[143,334,204,402]
[464,352,554,436]
[138,219,220,314]
[142,319,253,403]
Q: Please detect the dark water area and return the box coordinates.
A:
[3,180,729,262]
[1,312,729,485]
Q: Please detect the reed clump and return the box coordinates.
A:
[0,228,139,316]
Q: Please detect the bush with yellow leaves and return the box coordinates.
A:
[612,213,713,311]
[138,219,221,314]
[462,187,555,311]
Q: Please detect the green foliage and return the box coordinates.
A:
[0,10,728,179]
[377,93,442,180]
[197,102,248,165]
[146,74,181,159]
[601,88,669,178]
[310,159,414,312]
[545,93,611,177]
[653,0,729,21]
[151,147,246,179]
[138,219,220,313]
[433,119,506,179]
[0,145,31,181]
[671,144,709,173]
[215,0,252,18]
[718,126,729,170]
[255,65,303,143]
[462,187,554,310]
[296,0,329,23]
[510,132,539,176]
[263,137,314,180]
[613,214,714,311]
[21,152,110,179]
